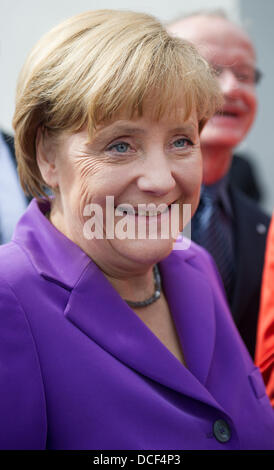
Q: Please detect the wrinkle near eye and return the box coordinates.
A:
[74,149,117,167]
[74,153,107,178]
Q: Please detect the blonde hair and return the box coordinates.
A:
[13,9,223,198]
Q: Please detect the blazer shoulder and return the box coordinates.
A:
[0,241,36,289]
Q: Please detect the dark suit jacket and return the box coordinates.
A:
[2,131,16,162]
[229,154,262,203]
[229,185,270,358]
[1,130,31,205]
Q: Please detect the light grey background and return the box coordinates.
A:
[1,0,273,213]
[238,0,274,214]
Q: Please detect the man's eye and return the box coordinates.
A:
[108,142,129,153]
[213,66,222,77]
[236,73,253,83]
[173,138,191,148]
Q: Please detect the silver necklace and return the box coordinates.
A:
[125,265,161,308]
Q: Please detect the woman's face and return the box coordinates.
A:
[40,105,202,275]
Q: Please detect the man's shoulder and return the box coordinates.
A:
[229,185,271,226]
[1,129,14,143]
[0,130,15,160]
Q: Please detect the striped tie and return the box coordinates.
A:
[192,188,235,302]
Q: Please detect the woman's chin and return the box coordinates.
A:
[110,237,175,266]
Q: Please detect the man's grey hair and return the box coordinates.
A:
[165,8,245,28]
[166,9,227,25]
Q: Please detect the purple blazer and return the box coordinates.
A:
[0,199,273,450]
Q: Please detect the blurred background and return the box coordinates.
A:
[1,0,273,213]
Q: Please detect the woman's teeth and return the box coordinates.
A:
[115,204,171,216]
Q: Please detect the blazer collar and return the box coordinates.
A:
[14,199,222,412]
[160,250,216,385]
[12,198,91,290]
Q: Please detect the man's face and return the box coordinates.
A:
[169,16,258,150]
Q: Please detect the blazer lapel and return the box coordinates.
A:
[160,250,216,385]
[64,249,222,412]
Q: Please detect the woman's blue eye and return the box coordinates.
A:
[110,142,129,153]
[174,138,189,148]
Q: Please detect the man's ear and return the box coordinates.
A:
[36,126,59,189]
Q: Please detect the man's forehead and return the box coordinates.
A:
[199,43,256,68]
[169,16,255,61]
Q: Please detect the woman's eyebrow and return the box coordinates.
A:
[94,124,147,141]
[88,122,198,147]
[167,124,199,140]
[170,125,197,134]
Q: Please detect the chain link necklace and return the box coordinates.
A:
[125,265,161,308]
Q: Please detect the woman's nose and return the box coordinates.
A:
[137,153,176,195]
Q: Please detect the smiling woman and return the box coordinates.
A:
[13,9,222,277]
[0,9,274,451]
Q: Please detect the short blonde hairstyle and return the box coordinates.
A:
[13,9,223,198]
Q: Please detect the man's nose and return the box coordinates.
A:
[137,152,176,196]
[218,69,242,98]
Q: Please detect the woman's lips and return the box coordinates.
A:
[115,204,171,217]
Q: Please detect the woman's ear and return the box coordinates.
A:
[36,126,59,189]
